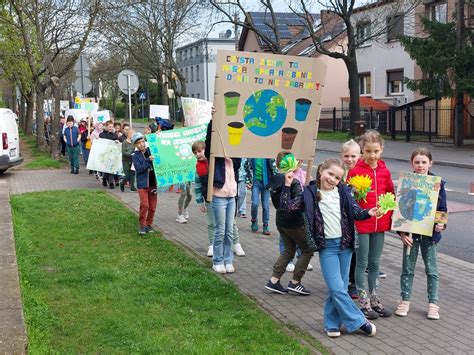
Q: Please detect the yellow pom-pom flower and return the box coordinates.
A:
[347,175,373,202]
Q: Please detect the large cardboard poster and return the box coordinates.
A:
[391,172,442,237]
[147,124,208,188]
[211,50,327,159]
[86,138,124,175]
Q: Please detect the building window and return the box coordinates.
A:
[185,67,188,83]
[356,22,371,45]
[429,2,447,23]
[191,94,194,98]
[359,73,371,95]
[196,46,199,57]
[196,65,199,81]
[197,93,200,99]
[387,70,404,95]
[190,66,194,82]
[387,14,404,42]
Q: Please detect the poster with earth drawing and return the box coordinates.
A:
[147,124,208,188]
[211,50,327,160]
[86,138,124,175]
[391,172,442,237]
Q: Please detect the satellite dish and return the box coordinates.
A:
[225,29,232,38]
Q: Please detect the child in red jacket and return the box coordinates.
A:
[347,130,394,319]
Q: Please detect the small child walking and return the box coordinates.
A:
[347,131,394,320]
[265,152,313,295]
[248,158,277,235]
[131,133,157,235]
[395,148,447,320]
[63,115,81,174]
[305,158,378,337]
[120,129,136,192]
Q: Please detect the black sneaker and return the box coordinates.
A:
[74,169,79,174]
[372,305,392,317]
[120,182,125,192]
[146,226,155,233]
[130,187,137,192]
[287,281,311,295]
[265,280,288,294]
[109,183,115,189]
[359,321,376,336]
[361,307,379,320]
[102,179,108,187]
[138,226,147,235]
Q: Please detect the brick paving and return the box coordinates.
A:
[5,167,474,354]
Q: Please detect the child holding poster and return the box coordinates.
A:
[347,130,394,320]
[395,148,447,320]
[304,159,378,337]
[204,121,241,274]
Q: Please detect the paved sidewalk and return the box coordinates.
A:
[316,140,474,169]
[5,169,474,354]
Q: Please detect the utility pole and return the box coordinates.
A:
[234,11,239,50]
[455,0,465,147]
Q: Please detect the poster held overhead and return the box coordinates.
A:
[149,105,170,120]
[207,50,327,199]
[180,97,213,126]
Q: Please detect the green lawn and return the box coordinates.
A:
[20,132,64,169]
[12,190,325,354]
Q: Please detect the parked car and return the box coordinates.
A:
[0,108,24,174]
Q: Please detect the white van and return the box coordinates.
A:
[0,108,23,173]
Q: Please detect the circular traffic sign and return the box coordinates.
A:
[74,77,92,95]
[117,69,139,95]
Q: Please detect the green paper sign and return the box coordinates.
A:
[147,124,208,188]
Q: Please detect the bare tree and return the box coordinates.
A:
[291,0,419,132]
[7,0,101,158]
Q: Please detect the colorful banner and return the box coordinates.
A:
[211,50,327,160]
[391,172,442,237]
[86,138,123,175]
[147,124,208,187]
[149,105,169,120]
[181,97,213,126]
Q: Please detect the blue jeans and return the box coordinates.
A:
[81,142,90,164]
[251,179,270,225]
[212,196,235,266]
[237,180,247,216]
[319,238,366,332]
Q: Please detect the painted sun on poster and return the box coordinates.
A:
[391,172,442,237]
[211,50,327,160]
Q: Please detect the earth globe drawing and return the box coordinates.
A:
[398,189,433,221]
[243,89,287,136]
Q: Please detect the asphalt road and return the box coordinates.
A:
[312,151,474,263]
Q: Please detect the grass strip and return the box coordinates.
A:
[12,190,318,354]
[20,131,63,169]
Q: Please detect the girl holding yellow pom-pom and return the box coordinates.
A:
[347,131,394,320]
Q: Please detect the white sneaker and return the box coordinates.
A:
[307,263,314,271]
[176,214,187,224]
[233,243,246,256]
[183,209,190,219]
[212,264,226,274]
[225,264,235,273]
[286,262,295,272]
[207,245,213,257]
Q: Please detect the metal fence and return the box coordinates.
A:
[319,107,389,134]
[389,106,455,144]
[319,105,456,144]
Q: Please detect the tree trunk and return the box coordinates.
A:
[25,90,35,135]
[50,82,61,159]
[35,88,46,149]
[19,94,26,130]
[345,55,361,136]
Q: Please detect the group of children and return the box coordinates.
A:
[262,130,447,338]
[69,116,447,339]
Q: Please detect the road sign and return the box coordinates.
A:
[139,92,146,100]
[74,56,91,74]
[74,77,92,95]
[117,69,139,95]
